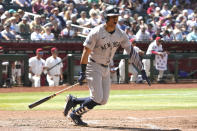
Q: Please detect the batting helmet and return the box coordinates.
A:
[104,5,119,21]
[105,6,119,17]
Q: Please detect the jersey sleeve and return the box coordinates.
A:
[83,28,98,50]
[28,58,33,68]
[119,31,143,70]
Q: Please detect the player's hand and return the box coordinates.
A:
[78,72,86,85]
[141,70,151,86]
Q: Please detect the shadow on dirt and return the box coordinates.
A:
[89,125,181,131]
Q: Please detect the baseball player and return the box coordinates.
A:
[63,6,150,126]
[119,38,144,83]
[142,37,169,82]
[29,48,45,87]
[45,47,63,87]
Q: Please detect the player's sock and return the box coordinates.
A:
[73,98,100,116]
[73,97,89,105]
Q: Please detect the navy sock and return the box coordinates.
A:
[82,97,100,109]
[73,98,100,116]
[73,97,89,105]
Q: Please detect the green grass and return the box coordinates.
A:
[0,88,197,111]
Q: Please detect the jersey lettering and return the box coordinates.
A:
[101,41,120,50]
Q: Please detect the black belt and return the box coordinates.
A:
[90,58,108,68]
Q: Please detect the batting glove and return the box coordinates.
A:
[78,72,86,85]
[141,70,151,86]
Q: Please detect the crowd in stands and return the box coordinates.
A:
[0,0,197,41]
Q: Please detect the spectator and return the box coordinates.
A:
[42,25,54,41]
[40,14,47,26]
[17,9,25,22]
[89,11,100,27]
[161,30,174,41]
[77,11,90,26]
[9,16,20,34]
[12,0,31,7]
[173,23,184,41]
[147,2,155,17]
[31,25,42,40]
[125,26,135,39]
[99,11,107,24]
[1,23,16,40]
[68,2,78,16]
[152,27,162,40]
[135,25,151,41]
[18,16,31,39]
[43,0,54,14]
[130,21,139,34]
[50,7,66,28]
[154,7,161,17]
[29,48,45,87]
[142,37,169,83]
[30,15,42,32]
[8,9,16,17]
[1,11,11,24]
[160,3,171,17]
[70,14,78,25]
[117,17,127,31]
[51,19,61,40]
[61,20,77,38]
[32,0,44,14]
[170,5,180,19]
[45,47,63,87]
[89,2,100,16]
[186,25,197,41]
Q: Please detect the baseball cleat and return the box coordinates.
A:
[69,112,88,126]
[63,94,77,117]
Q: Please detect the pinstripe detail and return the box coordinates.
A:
[130,46,143,70]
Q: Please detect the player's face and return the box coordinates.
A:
[108,16,119,27]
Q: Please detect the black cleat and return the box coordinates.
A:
[63,94,77,117]
[69,112,88,126]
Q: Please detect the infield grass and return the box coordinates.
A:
[0,88,197,111]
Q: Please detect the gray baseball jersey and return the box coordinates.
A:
[83,24,143,104]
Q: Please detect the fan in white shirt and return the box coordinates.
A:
[42,26,54,41]
[77,11,90,26]
[31,25,42,41]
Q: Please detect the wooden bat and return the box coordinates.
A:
[28,83,79,109]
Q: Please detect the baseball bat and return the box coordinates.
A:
[28,83,79,109]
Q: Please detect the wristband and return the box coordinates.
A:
[81,64,87,73]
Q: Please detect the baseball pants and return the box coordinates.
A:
[47,75,60,87]
[29,74,41,87]
[142,59,164,80]
[86,61,111,105]
[118,59,138,82]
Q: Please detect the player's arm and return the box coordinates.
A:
[125,45,151,86]
[80,46,92,69]
[78,46,91,85]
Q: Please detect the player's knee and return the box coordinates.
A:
[100,99,108,105]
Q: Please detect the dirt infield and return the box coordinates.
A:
[0,83,197,131]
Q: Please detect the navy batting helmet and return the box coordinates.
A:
[104,5,119,22]
[105,6,119,16]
